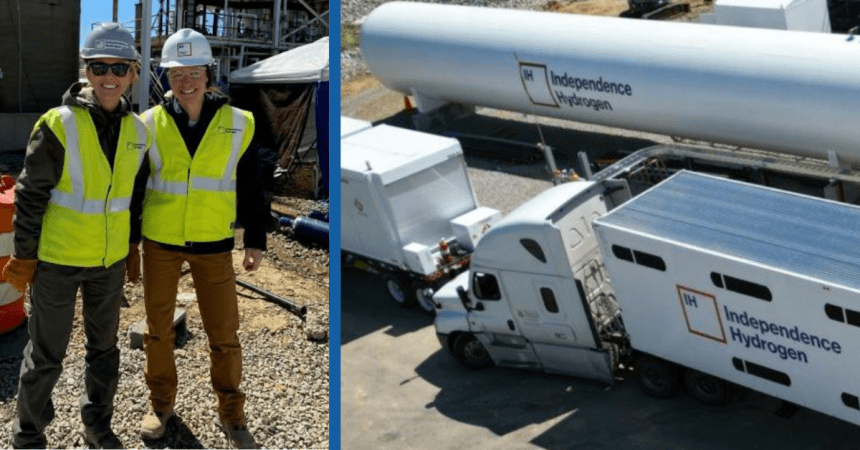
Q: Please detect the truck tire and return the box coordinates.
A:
[452,333,494,370]
[384,274,416,308]
[684,369,731,406]
[634,355,680,398]
[413,282,437,316]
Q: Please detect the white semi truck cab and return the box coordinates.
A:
[435,170,860,426]
[434,178,632,384]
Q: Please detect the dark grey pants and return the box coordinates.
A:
[12,260,125,448]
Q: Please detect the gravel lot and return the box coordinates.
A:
[0,173,329,449]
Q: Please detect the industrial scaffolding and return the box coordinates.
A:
[114,0,328,109]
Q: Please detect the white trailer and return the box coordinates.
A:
[341,122,500,313]
[434,165,860,426]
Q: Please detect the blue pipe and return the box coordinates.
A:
[279,215,329,244]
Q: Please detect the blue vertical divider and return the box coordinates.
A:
[328,1,341,447]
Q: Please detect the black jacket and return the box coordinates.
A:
[130,91,276,254]
[13,82,136,259]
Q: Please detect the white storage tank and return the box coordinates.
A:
[361,2,860,167]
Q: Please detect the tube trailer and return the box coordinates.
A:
[434,157,860,426]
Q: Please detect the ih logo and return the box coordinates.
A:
[519,62,559,108]
[677,285,727,344]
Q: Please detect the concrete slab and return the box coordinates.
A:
[128,308,186,350]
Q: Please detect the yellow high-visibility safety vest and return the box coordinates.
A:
[140,104,255,246]
[37,106,150,267]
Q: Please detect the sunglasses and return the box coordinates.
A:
[87,62,132,77]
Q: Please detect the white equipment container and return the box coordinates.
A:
[449,206,502,252]
[340,116,372,138]
[341,123,500,312]
[594,171,860,425]
[361,2,860,166]
[700,0,831,32]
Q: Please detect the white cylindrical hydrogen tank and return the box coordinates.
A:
[360,2,860,165]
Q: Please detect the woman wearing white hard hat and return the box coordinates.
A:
[4,23,149,449]
[134,28,274,449]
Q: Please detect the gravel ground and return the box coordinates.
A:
[0,176,329,449]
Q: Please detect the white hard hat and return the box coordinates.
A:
[160,28,214,67]
[81,23,139,60]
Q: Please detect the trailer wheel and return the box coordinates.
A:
[684,369,731,406]
[453,334,493,370]
[413,282,437,316]
[384,274,416,308]
[635,355,680,398]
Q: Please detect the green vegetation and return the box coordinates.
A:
[342,24,360,52]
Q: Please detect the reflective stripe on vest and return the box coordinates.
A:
[141,104,254,245]
[38,105,149,267]
[51,107,146,214]
[143,107,247,194]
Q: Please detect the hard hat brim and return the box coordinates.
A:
[83,53,139,61]
[159,59,214,68]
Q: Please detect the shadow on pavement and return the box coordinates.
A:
[415,348,860,450]
[341,268,433,345]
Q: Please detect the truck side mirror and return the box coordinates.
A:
[456,286,471,312]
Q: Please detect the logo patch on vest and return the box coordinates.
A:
[126,142,146,150]
[218,126,241,134]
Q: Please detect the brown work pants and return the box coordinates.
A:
[141,239,245,426]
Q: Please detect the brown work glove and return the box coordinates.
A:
[2,257,37,293]
[126,243,141,284]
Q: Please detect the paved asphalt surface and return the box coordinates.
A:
[341,267,860,450]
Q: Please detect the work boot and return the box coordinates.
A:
[215,417,257,449]
[139,409,174,439]
[83,428,124,449]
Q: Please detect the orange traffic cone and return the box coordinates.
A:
[0,175,25,334]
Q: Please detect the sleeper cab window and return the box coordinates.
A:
[520,238,547,263]
[540,287,559,313]
[473,272,501,300]
[611,244,666,272]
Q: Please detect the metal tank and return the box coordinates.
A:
[0,0,80,113]
[360,2,860,166]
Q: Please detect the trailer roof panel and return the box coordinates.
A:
[341,124,463,184]
[596,170,860,291]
